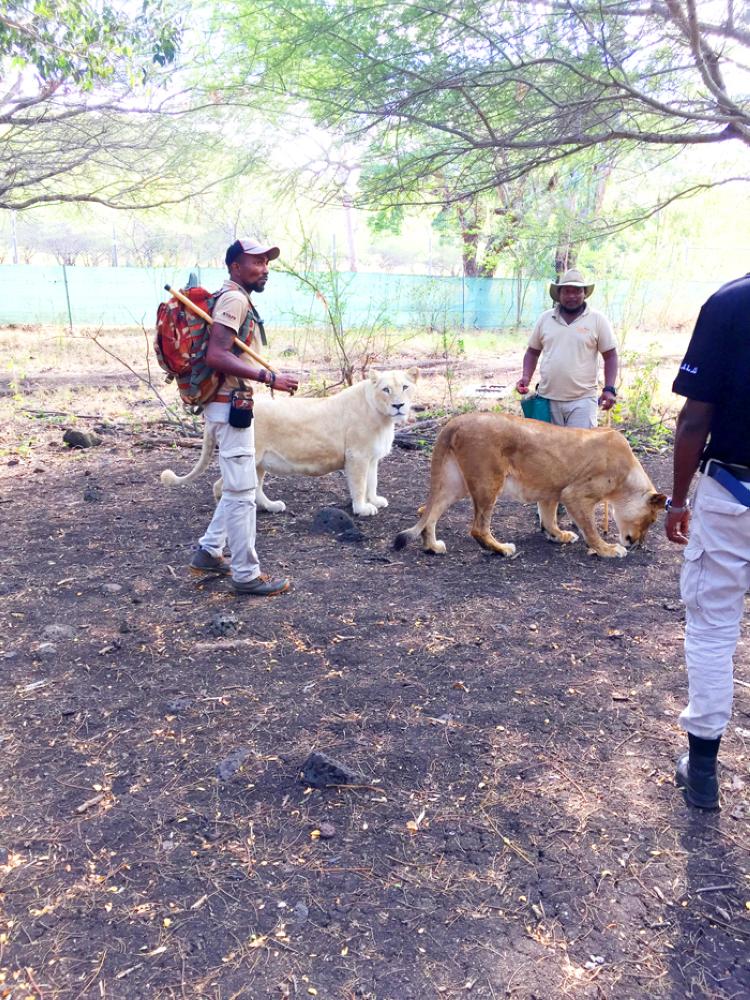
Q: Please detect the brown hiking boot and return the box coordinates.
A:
[190,547,231,576]
[231,574,291,596]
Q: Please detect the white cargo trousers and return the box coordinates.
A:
[198,419,260,583]
[679,473,750,739]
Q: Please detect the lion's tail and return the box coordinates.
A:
[160,426,214,488]
[393,521,424,550]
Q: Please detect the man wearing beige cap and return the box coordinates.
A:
[516,269,618,428]
[189,238,299,596]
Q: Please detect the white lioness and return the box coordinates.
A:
[394,411,666,558]
[161,368,419,516]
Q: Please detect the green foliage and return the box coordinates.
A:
[232,0,750,276]
[280,237,407,385]
[367,205,405,236]
[0,0,179,86]
[611,352,671,452]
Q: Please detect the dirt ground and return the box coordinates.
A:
[1,351,749,1000]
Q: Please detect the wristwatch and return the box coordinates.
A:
[602,385,617,396]
[665,497,690,514]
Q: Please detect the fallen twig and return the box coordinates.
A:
[88,327,196,436]
[384,855,442,869]
[75,793,105,814]
[134,436,203,449]
[26,967,44,999]
[480,809,535,866]
[115,964,143,980]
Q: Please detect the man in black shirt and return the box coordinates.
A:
[666,274,750,809]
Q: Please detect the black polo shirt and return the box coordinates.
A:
[672,274,750,466]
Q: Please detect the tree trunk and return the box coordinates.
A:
[554,245,576,276]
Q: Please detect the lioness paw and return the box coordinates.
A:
[544,529,579,545]
[587,542,628,558]
[370,495,388,509]
[260,499,286,513]
[353,501,378,516]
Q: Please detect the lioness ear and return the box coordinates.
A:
[407,366,419,383]
[369,371,380,384]
[650,492,668,509]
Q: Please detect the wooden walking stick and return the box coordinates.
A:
[164,284,277,374]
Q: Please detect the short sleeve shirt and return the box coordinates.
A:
[203,280,262,422]
[672,274,750,466]
[211,280,262,352]
[528,304,617,401]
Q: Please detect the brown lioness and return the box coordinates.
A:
[394,412,666,558]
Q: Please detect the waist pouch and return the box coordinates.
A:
[521,393,552,423]
[229,389,254,429]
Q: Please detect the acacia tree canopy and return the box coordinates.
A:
[239,0,750,206]
[0,2,254,212]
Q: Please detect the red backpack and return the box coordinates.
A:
[154,286,257,409]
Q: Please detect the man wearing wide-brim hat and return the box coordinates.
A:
[516,268,619,428]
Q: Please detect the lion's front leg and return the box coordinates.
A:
[366,458,388,510]
[467,475,516,557]
[256,466,286,513]
[537,499,578,545]
[346,453,378,516]
[562,494,626,558]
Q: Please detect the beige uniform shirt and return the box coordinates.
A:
[204,280,262,422]
[212,280,263,350]
[528,304,617,401]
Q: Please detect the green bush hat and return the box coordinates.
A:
[549,268,595,302]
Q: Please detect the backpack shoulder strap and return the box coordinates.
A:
[248,300,268,347]
[225,284,268,347]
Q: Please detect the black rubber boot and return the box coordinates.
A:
[675,733,721,810]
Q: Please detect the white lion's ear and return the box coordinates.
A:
[369,371,380,384]
[407,366,419,382]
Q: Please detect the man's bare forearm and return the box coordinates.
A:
[672,399,714,505]
[206,323,264,380]
[602,348,618,388]
[522,348,541,382]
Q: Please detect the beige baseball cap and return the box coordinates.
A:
[225,238,280,267]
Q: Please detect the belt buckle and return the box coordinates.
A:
[703,458,718,478]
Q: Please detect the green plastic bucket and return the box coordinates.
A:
[520,393,552,422]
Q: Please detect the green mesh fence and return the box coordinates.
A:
[0,264,720,330]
